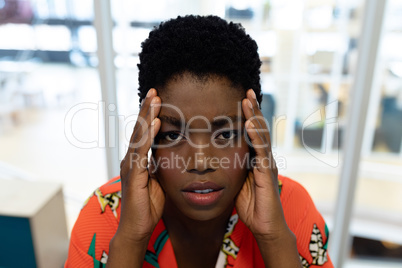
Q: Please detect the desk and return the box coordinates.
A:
[0,179,69,268]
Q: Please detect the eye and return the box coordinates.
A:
[160,131,184,142]
[216,130,238,140]
[166,132,182,141]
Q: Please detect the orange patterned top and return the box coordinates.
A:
[65,175,333,268]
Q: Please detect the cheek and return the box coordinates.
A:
[153,150,183,189]
[222,146,250,183]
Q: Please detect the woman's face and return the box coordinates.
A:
[153,72,250,221]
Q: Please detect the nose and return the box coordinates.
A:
[185,136,216,174]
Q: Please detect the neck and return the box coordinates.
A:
[162,200,234,241]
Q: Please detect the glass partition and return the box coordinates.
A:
[1,0,401,265]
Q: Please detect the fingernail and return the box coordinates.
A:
[248,99,253,109]
[250,90,256,100]
[147,89,153,98]
[151,119,156,126]
[247,120,255,129]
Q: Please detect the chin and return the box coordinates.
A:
[186,211,220,222]
[181,203,233,222]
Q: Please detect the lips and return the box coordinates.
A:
[182,181,224,207]
[182,181,223,193]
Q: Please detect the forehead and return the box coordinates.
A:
[158,73,245,122]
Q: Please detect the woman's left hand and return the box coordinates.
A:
[235,89,290,242]
[236,89,302,267]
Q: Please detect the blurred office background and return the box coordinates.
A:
[0,0,401,267]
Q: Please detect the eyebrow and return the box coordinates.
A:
[159,115,243,128]
[159,115,183,127]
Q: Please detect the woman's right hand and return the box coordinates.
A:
[107,88,164,267]
[119,88,164,241]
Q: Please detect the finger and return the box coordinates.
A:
[132,88,155,138]
[139,88,157,122]
[242,101,270,148]
[131,89,161,146]
[244,90,278,176]
[243,89,272,145]
[121,92,160,174]
[242,99,269,151]
[125,88,156,148]
[121,118,161,178]
[246,133,278,191]
[245,120,275,174]
[132,96,161,146]
[123,91,161,164]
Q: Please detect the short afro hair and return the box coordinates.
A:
[137,15,262,105]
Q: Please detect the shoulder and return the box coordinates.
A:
[65,176,122,267]
[278,174,309,196]
[277,174,325,236]
[278,175,333,267]
[278,175,320,235]
[76,175,122,231]
[80,176,122,221]
[98,176,122,195]
[278,175,315,207]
